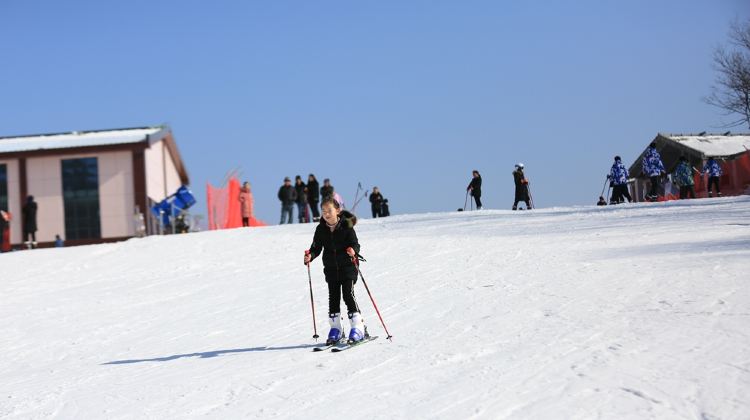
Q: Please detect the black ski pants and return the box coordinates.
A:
[473,195,482,209]
[679,185,695,199]
[611,184,631,203]
[648,176,660,199]
[707,176,721,196]
[326,271,360,315]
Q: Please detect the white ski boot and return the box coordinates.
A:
[326,313,344,345]
[347,312,367,343]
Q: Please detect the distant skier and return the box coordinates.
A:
[466,170,482,210]
[320,178,334,202]
[307,174,321,222]
[607,156,632,204]
[304,198,368,345]
[22,195,38,248]
[277,177,297,225]
[597,196,607,206]
[369,186,384,218]
[641,142,666,201]
[512,164,531,210]
[673,156,696,199]
[703,157,723,197]
[294,175,308,223]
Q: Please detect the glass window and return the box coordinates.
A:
[61,158,101,240]
[0,164,7,212]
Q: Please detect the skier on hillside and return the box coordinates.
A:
[304,198,368,345]
[703,157,723,197]
[641,142,666,201]
[294,175,308,223]
[512,164,531,210]
[320,179,334,202]
[607,156,632,204]
[466,170,482,210]
[278,177,297,224]
[307,174,321,222]
[673,156,696,199]
[369,186,384,218]
[22,195,38,248]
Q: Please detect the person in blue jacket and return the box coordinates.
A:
[641,142,666,201]
[703,157,723,197]
[673,156,696,199]
[608,156,632,204]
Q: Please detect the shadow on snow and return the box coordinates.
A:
[102,343,318,365]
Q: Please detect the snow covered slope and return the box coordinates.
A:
[1,198,749,419]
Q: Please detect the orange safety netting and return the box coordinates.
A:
[207,177,266,230]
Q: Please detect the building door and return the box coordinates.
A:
[61,158,101,240]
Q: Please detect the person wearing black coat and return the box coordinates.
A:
[23,195,38,247]
[277,177,297,224]
[320,178,334,202]
[369,186,384,218]
[304,199,367,345]
[512,164,531,210]
[294,175,308,223]
[307,174,320,222]
[466,170,482,210]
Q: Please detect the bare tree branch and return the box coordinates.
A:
[704,19,750,129]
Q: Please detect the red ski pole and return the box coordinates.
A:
[352,255,393,341]
[305,250,319,341]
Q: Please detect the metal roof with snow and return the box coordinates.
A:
[666,134,750,158]
[0,127,165,154]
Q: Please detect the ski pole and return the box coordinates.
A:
[463,190,469,211]
[527,182,534,209]
[305,250,319,340]
[352,255,393,341]
[600,177,608,197]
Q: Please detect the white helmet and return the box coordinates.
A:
[515,162,524,169]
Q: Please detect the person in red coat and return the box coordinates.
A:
[239,182,254,227]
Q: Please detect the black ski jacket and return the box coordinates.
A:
[369,192,383,209]
[320,185,334,201]
[307,180,320,202]
[468,176,482,197]
[278,185,297,206]
[308,211,360,280]
[294,182,307,204]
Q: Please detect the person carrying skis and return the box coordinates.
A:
[466,170,483,210]
[607,156,632,204]
[512,164,531,210]
[703,157,723,197]
[673,156,696,199]
[304,198,368,345]
[641,142,666,201]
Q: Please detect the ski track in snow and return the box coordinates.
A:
[1,197,749,419]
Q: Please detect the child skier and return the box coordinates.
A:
[304,198,368,345]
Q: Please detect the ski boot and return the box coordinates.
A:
[326,313,345,346]
[347,312,368,344]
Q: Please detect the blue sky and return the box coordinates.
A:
[1,1,748,224]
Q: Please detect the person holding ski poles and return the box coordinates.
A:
[512,163,531,210]
[641,142,666,201]
[466,170,482,210]
[607,156,632,204]
[703,157,723,197]
[304,198,368,345]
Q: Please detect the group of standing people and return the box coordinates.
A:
[600,142,725,205]
[277,175,389,225]
[464,164,532,211]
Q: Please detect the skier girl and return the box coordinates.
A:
[304,198,367,345]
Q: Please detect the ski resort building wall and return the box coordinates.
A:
[0,126,189,248]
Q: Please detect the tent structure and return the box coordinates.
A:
[628,133,750,202]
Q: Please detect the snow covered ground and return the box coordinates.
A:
[1,197,749,419]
